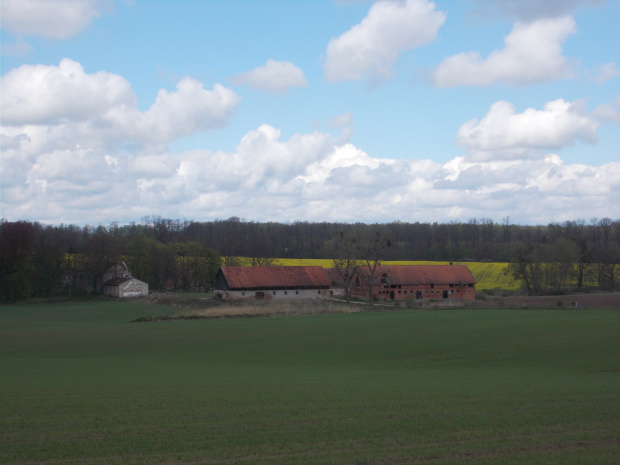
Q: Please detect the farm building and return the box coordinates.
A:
[324,268,346,297]
[349,265,476,301]
[101,262,148,298]
[214,266,332,300]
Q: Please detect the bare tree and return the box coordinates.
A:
[247,256,277,266]
[331,231,360,304]
[222,256,243,266]
[354,229,391,306]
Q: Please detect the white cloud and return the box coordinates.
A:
[592,98,620,123]
[1,58,135,126]
[135,79,240,145]
[3,120,618,225]
[1,38,33,56]
[455,99,598,159]
[431,16,575,87]
[468,0,604,21]
[587,62,620,84]
[1,58,240,152]
[0,0,109,39]
[329,112,354,130]
[328,112,354,144]
[1,59,618,225]
[325,0,445,82]
[230,59,308,93]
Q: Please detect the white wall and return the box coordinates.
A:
[219,289,330,300]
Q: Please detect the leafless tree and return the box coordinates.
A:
[353,228,391,306]
[331,231,360,303]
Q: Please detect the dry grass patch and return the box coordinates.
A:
[186,300,362,318]
[134,299,362,321]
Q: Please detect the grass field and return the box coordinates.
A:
[1,302,619,464]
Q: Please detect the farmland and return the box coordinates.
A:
[1,302,619,464]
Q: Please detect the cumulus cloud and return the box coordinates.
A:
[1,58,240,152]
[431,16,575,87]
[325,0,445,82]
[1,59,617,225]
[3,119,618,225]
[135,79,240,145]
[230,59,308,93]
[0,0,109,39]
[455,99,598,159]
[1,58,135,126]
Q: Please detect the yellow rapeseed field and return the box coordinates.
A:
[257,258,519,291]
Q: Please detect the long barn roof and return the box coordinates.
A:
[367,265,475,285]
[218,266,332,290]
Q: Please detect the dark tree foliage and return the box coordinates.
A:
[1,216,619,301]
[0,221,36,302]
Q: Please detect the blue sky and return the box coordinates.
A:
[1,0,619,226]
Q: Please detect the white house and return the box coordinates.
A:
[101,262,148,298]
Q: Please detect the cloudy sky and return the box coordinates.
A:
[1,0,619,226]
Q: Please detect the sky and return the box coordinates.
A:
[1,0,619,226]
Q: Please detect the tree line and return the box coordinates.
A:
[1,216,619,302]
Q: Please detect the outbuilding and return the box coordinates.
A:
[101,261,148,298]
[102,277,149,298]
[214,266,332,300]
[349,264,476,301]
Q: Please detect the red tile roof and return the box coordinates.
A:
[365,265,475,285]
[218,266,332,290]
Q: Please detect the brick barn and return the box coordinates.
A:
[214,266,332,300]
[349,265,476,301]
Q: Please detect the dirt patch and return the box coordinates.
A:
[132,292,363,319]
[133,291,620,319]
[477,292,620,309]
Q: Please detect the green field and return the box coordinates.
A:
[1,302,619,464]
